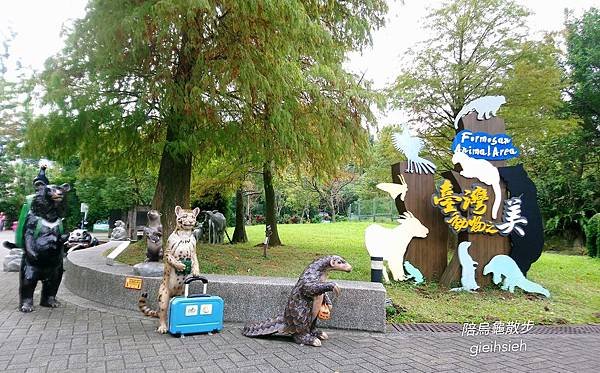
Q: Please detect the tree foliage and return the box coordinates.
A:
[390,0,530,162]
[526,129,599,240]
[566,8,600,134]
[585,213,600,257]
[0,30,38,221]
[28,0,387,239]
[354,125,405,200]
[528,7,600,243]
[500,37,577,152]
[75,172,155,224]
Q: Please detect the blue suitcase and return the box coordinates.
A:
[168,276,224,337]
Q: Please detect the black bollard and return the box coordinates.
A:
[370,256,384,283]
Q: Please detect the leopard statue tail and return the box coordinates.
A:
[242,315,286,337]
[138,293,159,318]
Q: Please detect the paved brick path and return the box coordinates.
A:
[0,246,598,372]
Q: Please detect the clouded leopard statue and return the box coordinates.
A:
[139,206,201,333]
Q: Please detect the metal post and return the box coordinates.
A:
[372,199,375,222]
[370,256,384,283]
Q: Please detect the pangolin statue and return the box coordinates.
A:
[242,255,352,346]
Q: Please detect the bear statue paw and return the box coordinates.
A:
[19,302,34,313]
[40,297,61,308]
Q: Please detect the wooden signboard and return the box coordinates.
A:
[391,162,448,280]
[438,170,511,287]
[439,112,512,287]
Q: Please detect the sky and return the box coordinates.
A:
[1,0,599,125]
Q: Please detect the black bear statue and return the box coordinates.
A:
[19,181,71,312]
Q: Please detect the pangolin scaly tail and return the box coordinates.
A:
[242,315,286,337]
[138,293,159,318]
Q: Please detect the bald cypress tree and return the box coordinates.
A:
[29,0,386,238]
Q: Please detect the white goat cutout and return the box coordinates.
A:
[364,212,429,282]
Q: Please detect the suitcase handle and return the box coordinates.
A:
[184,276,208,298]
[184,276,209,285]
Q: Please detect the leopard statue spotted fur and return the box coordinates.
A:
[138,206,201,333]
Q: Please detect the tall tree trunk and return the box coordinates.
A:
[263,161,282,246]
[152,26,195,242]
[330,196,337,223]
[152,124,192,241]
[232,187,247,243]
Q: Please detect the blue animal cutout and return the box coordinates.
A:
[403,261,424,284]
[483,255,550,297]
[450,241,479,293]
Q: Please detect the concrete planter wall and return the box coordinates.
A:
[64,245,387,332]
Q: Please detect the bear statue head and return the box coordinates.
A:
[31,182,71,222]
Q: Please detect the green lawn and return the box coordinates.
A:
[117,222,600,325]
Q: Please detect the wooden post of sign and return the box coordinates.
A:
[439,112,512,287]
[391,162,448,280]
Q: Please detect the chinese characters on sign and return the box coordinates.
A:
[432,179,499,234]
[496,197,528,236]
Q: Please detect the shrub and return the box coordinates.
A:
[585,213,600,257]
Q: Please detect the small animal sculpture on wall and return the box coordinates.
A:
[450,242,479,292]
[453,95,506,128]
[110,220,128,241]
[403,261,424,284]
[452,151,501,219]
[242,255,352,347]
[138,206,201,333]
[483,255,550,297]
[376,174,408,201]
[364,211,429,282]
[19,181,71,312]
[144,210,163,262]
[64,228,99,252]
[392,127,437,174]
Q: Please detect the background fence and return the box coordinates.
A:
[348,198,402,222]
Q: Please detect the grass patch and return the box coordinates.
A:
[115,222,600,324]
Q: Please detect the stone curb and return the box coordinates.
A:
[64,245,387,332]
